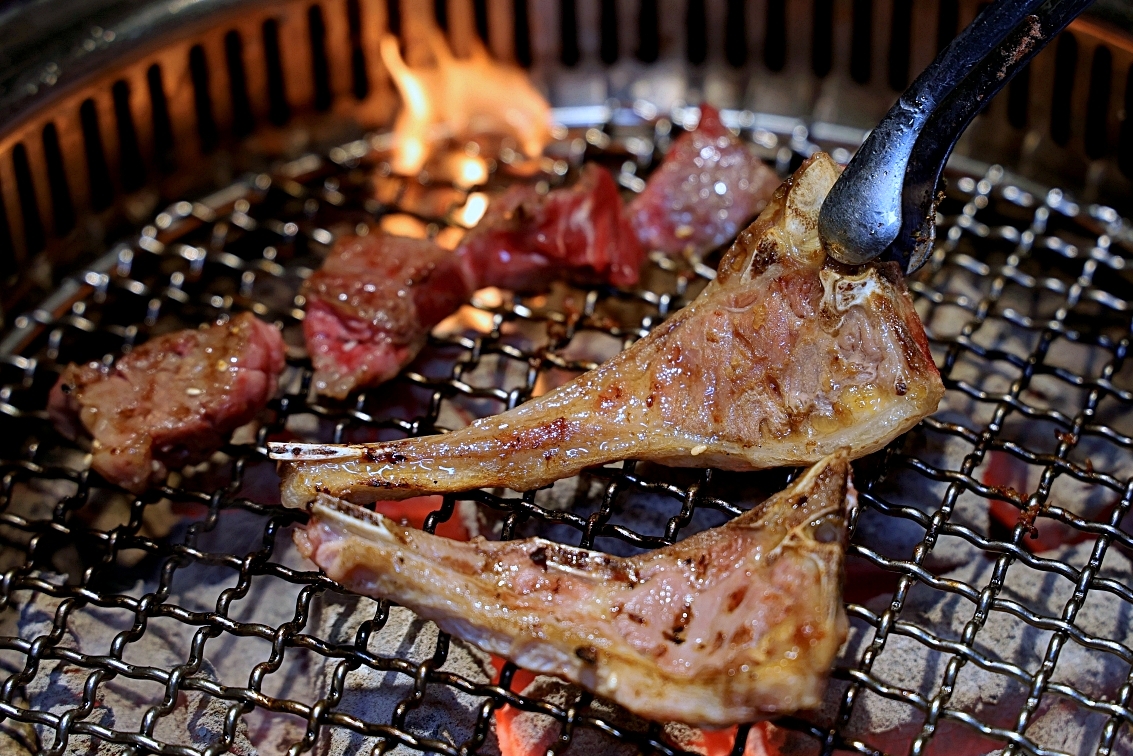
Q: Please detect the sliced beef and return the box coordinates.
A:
[628,103,780,258]
[302,233,474,399]
[304,166,643,399]
[48,313,285,493]
[456,163,644,290]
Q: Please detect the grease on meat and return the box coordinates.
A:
[302,233,473,399]
[456,163,644,290]
[49,313,285,493]
[628,104,780,258]
[274,153,942,506]
[296,452,851,726]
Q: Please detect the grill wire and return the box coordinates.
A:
[0,111,1132,756]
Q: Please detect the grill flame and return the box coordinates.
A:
[380,29,552,175]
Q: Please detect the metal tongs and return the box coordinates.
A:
[819,0,1096,274]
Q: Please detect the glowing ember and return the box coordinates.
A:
[434,225,465,250]
[380,29,552,176]
[431,288,503,337]
[371,495,469,540]
[449,153,489,189]
[981,450,1099,552]
[456,192,490,227]
[470,286,504,309]
[432,304,496,338]
[489,657,787,756]
[379,213,429,238]
[677,724,784,756]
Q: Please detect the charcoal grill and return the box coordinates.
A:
[2,1,1133,754]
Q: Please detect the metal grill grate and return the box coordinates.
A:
[0,110,1132,756]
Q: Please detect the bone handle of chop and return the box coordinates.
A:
[269,442,368,462]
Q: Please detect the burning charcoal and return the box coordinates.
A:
[663,720,784,755]
[494,676,642,756]
[821,540,1133,754]
[495,673,786,756]
[304,599,497,756]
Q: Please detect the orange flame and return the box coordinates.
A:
[380,29,553,176]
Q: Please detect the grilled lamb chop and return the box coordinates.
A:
[456,163,644,290]
[628,104,780,258]
[303,233,473,399]
[49,313,285,493]
[273,152,942,506]
[295,452,851,726]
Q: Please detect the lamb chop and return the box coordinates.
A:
[302,233,473,399]
[295,452,851,726]
[273,152,943,507]
[49,312,285,493]
[628,104,780,258]
[455,162,644,290]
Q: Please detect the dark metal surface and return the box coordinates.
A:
[888,0,1098,276]
[0,0,261,127]
[0,113,1129,755]
[819,0,1095,272]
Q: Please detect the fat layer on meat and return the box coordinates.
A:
[49,312,285,493]
[295,452,851,726]
[628,104,780,258]
[302,233,474,398]
[273,153,943,506]
[456,163,644,290]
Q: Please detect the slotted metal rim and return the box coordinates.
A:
[0,107,1130,756]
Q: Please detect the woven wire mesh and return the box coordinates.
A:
[0,112,1130,756]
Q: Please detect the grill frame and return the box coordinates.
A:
[2,0,1133,316]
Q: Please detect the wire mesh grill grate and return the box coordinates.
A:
[0,114,1131,756]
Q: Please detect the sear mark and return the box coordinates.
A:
[575,645,599,664]
[365,448,407,464]
[750,236,780,275]
[501,416,578,453]
[663,602,694,645]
